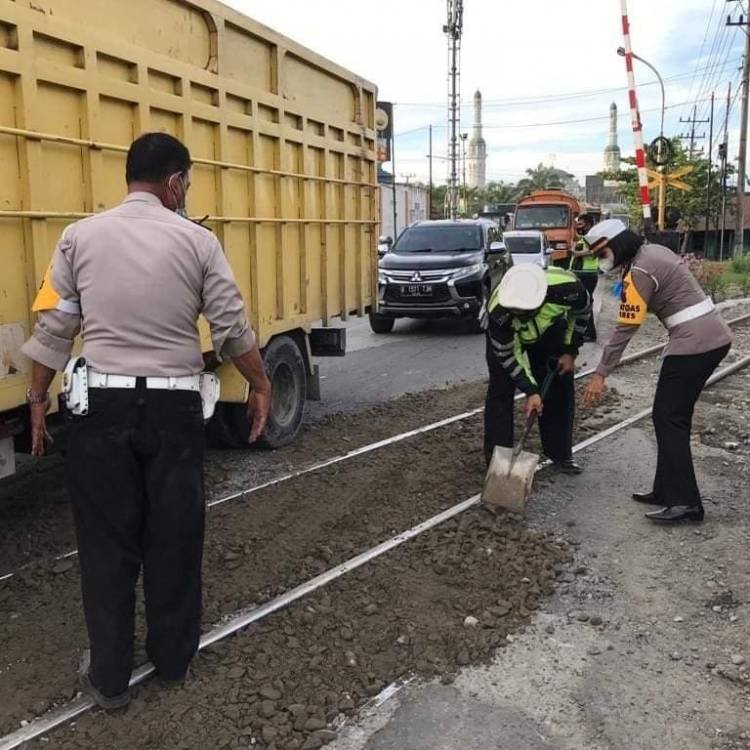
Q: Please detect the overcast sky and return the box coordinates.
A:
[228,0,745,186]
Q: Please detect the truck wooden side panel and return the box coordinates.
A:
[0,0,378,415]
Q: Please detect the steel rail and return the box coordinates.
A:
[2,311,749,586]
[1,353,748,750]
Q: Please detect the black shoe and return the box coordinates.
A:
[553,459,582,475]
[632,491,663,505]
[645,504,704,524]
[79,651,130,709]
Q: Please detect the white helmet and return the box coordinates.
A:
[583,218,627,254]
[496,264,548,311]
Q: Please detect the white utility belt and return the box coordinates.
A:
[663,298,715,330]
[62,357,220,421]
[88,372,202,391]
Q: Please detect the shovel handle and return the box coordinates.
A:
[514,361,558,457]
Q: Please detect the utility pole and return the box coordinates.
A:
[727,8,750,256]
[678,105,708,159]
[428,124,433,219]
[704,92,715,255]
[720,82,732,260]
[391,111,397,241]
[443,0,463,220]
[461,132,468,215]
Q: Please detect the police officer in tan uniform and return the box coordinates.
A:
[581,220,732,524]
[22,133,272,707]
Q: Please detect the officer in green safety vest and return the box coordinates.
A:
[484,264,592,473]
[568,213,599,342]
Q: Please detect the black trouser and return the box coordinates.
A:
[484,334,575,466]
[651,344,730,507]
[575,272,598,341]
[65,381,205,697]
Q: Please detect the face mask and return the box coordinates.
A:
[167,172,189,218]
[598,250,615,273]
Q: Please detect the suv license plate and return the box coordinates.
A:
[401,284,432,297]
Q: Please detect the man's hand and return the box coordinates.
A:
[583,373,607,407]
[557,353,575,375]
[30,401,49,457]
[28,362,56,457]
[231,346,274,443]
[525,394,543,418]
[246,380,272,443]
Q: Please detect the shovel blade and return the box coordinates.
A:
[481,445,539,513]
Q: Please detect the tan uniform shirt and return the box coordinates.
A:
[596,243,733,376]
[22,192,256,376]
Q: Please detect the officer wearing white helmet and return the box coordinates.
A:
[581,219,733,524]
[485,264,592,473]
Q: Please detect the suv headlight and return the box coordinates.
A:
[448,263,485,281]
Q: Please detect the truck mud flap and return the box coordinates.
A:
[309,327,346,357]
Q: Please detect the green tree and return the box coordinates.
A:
[516,163,572,194]
[483,180,521,205]
[430,184,448,218]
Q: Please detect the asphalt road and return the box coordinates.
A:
[308,317,487,419]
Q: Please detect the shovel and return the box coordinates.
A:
[481,361,558,513]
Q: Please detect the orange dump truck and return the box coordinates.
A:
[512,190,583,264]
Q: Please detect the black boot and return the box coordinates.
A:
[645,504,704,524]
[552,458,582,475]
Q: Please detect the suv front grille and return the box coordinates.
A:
[383,268,452,283]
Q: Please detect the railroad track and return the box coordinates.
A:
[2,311,749,587]
[1,347,749,750]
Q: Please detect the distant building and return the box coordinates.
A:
[586,175,623,206]
[468,90,487,188]
[379,182,430,240]
[558,172,583,199]
[604,102,621,172]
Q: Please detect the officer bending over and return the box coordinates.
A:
[582,220,732,524]
[484,264,592,473]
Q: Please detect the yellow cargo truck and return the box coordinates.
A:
[0,0,379,477]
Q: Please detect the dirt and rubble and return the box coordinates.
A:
[39,511,568,750]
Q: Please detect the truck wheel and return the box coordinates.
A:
[256,335,307,448]
[206,335,306,449]
[369,310,395,334]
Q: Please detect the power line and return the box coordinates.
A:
[393,60,739,110]
[394,96,716,138]
[696,29,739,122]
[680,0,721,121]
[694,11,735,120]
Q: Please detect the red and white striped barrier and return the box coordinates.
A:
[620,0,652,223]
